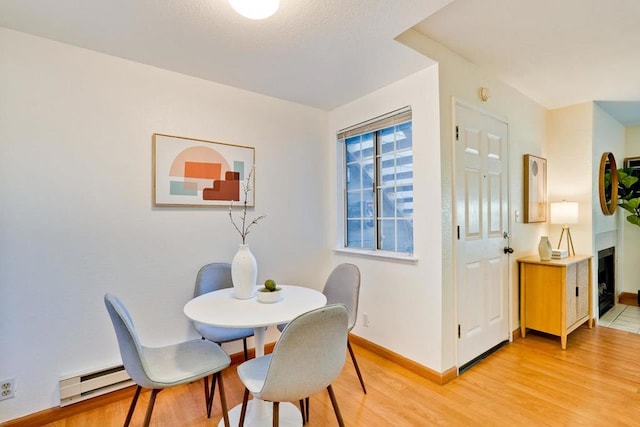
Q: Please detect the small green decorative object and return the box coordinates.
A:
[257,279,282,303]
[263,279,279,292]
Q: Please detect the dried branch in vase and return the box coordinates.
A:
[228,166,266,244]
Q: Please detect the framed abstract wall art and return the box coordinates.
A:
[153,133,255,207]
[523,154,547,223]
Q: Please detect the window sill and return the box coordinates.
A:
[333,247,418,263]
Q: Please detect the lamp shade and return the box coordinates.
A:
[550,201,579,225]
[229,0,279,19]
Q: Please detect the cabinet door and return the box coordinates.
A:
[576,260,589,318]
[523,263,563,335]
[565,264,577,326]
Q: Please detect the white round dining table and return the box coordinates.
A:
[183,285,327,427]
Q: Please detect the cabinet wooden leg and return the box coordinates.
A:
[561,335,567,350]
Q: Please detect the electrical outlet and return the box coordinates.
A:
[0,378,15,401]
[363,313,369,327]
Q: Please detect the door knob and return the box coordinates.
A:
[504,247,514,254]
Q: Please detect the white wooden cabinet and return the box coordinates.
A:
[518,255,593,349]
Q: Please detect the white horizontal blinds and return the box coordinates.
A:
[337,106,412,139]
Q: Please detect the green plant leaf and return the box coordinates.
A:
[620,173,638,189]
[627,214,640,226]
[620,203,636,214]
[620,198,640,212]
[627,197,640,209]
[616,168,640,227]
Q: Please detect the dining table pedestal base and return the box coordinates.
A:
[218,400,302,427]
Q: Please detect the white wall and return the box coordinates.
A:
[546,103,626,318]
[592,105,625,312]
[328,67,444,370]
[547,103,594,256]
[592,104,625,243]
[0,28,329,421]
[591,105,625,308]
[395,30,547,371]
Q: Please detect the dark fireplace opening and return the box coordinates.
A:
[598,247,615,317]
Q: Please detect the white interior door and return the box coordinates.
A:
[454,102,510,368]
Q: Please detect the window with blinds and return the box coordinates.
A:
[338,107,413,253]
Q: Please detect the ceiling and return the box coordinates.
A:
[1,0,640,123]
[0,0,448,111]
[413,0,640,125]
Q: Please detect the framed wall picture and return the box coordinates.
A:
[153,133,255,207]
[624,156,640,170]
[523,154,547,223]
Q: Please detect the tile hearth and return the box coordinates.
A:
[599,304,640,333]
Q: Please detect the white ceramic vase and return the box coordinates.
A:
[231,244,257,299]
[538,236,552,261]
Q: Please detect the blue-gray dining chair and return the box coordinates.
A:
[237,304,349,427]
[278,263,366,394]
[193,263,257,361]
[104,293,231,426]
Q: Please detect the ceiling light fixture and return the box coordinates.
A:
[229,0,279,20]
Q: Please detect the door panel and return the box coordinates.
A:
[465,168,482,237]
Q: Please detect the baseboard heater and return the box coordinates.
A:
[59,364,133,406]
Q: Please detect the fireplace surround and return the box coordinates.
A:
[598,247,615,317]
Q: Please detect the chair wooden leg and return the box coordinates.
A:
[348,339,367,394]
[206,374,217,418]
[239,388,250,427]
[123,385,142,427]
[305,397,309,422]
[299,400,305,424]
[204,375,210,413]
[272,401,279,427]
[216,372,230,427]
[143,389,161,427]
[299,397,309,423]
[327,385,345,427]
[243,338,249,360]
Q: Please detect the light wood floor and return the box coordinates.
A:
[619,292,638,307]
[32,325,640,426]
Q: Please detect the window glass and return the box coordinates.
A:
[339,110,413,254]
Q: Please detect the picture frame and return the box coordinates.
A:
[523,154,547,223]
[153,133,255,207]
[623,156,640,171]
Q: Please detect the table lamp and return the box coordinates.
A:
[550,201,579,256]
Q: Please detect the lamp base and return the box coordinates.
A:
[557,227,576,257]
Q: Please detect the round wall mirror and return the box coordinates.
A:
[599,152,618,215]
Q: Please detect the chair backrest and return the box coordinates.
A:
[194,263,233,297]
[257,304,348,403]
[104,293,154,389]
[322,263,360,331]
